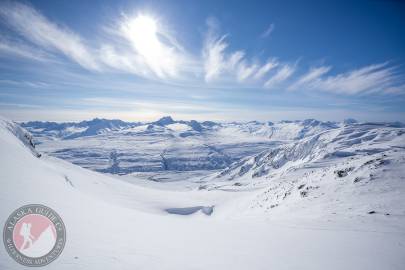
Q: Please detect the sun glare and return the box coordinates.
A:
[123,15,167,77]
[122,14,177,78]
[130,15,157,36]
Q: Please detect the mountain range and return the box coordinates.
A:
[21,116,373,175]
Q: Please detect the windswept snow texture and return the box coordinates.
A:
[1,117,405,269]
[21,117,339,176]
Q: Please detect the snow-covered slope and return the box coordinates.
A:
[217,122,405,179]
[213,122,405,221]
[0,116,40,157]
[1,117,405,270]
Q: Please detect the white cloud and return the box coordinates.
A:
[264,64,296,88]
[261,23,275,38]
[203,21,281,84]
[236,62,259,82]
[201,19,404,94]
[288,66,331,90]
[382,84,405,95]
[98,44,150,78]
[203,34,229,82]
[254,59,278,79]
[0,79,49,88]
[202,33,266,82]
[0,2,99,70]
[281,63,405,95]
[0,39,51,62]
[228,51,245,70]
[0,3,403,97]
[310,63,401,95]
[0,3,194,80]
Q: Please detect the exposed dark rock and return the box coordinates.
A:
[353,177,361,183]
[334,167,353,177]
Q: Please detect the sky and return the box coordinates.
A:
[0,0,404,122]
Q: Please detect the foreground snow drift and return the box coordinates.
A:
[1,117,405,270]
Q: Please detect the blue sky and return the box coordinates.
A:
[0,0,404,122]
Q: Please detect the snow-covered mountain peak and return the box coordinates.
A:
[153,116,175,126]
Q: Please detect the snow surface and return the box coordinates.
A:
[212,123,405,221]
[1,116,405,269]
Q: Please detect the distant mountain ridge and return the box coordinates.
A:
[19,116,404,175]
[21,116,217,140]
[21,116,361,140]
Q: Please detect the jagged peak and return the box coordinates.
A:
[153,116,175,126]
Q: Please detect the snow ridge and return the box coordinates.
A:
[0,116,40,157]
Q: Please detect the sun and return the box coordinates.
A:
[129,15,157,36]
[122,15,162,70]
[121,14,179,78]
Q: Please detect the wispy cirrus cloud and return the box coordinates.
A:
[260,23,275,38]
[288,66,331,90]
[0,2,404,98]
[97,44,148,77]
[202,19,281,84]
[0,79,49,88]
[253,59,279,79]
[0,38,52,62]
[264,64,296,88]
[236,62,259,82]
[0,2,99,70]
[314,63,399,95]
[290,63,404,95]
[202,32,265,83]
[0,2,194,80]
[202,34,229,82]
[201,18,404,95]
[382,84,405,95]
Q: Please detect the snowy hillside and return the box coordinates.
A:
[1,117,405,269]
[217,122,405,179]
[212,122,405,220]
[21,117,341,175]
[0,116,40,157]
